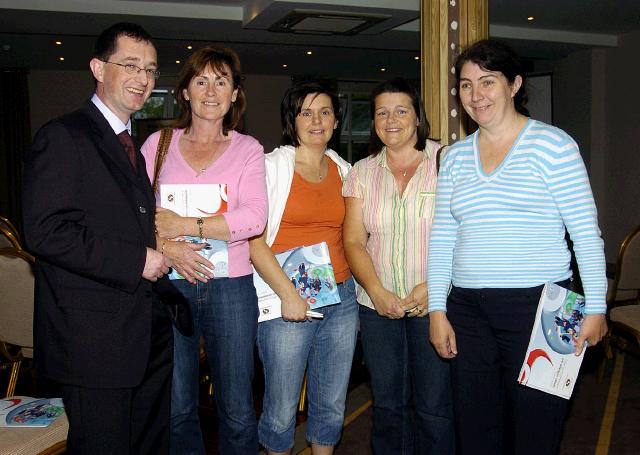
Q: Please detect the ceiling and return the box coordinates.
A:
[0,0,638,80]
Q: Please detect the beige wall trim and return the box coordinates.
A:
[421,0,487,145]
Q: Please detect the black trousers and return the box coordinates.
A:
[61,296,173,455]
[447,283,569,455]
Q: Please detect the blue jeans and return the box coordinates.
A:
[170,274,259,455]
[257,278,358,452]
[359,305,454,455]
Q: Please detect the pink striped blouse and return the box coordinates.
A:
[342,140,439,309]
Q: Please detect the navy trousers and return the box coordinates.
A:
[447,283,569,455]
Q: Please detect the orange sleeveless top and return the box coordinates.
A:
[271,160,351,283]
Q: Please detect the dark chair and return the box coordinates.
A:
[598,226,640,382]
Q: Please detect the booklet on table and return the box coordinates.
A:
[255,242,341,322]
[160,184,229,279]
[518,282,587,399]
[0,397,65,428]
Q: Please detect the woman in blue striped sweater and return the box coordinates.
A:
[427,40,607,455]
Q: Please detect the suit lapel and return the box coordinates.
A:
[81,102,155,240]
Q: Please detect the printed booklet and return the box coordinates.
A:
[255,242,341,322]
[160,184,229,279]
[518,282,587,399]
[0,397,65,427]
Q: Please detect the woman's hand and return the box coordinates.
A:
[155,207,187,239]
[163,240,214,284]
[402,282,428,318]
[281,287,311,322]
[429,311,457,358]
[370,285,405,319]
[575,313,608,356]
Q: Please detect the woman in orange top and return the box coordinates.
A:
[250,78,357,455]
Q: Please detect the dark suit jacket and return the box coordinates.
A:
[22,100,158,389]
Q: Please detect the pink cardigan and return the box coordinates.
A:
[141,128,267,277]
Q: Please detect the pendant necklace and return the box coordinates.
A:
[393,152,421,177]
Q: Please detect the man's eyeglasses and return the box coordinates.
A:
[101,60,161,80]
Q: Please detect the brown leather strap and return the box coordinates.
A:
[152,128,173,195]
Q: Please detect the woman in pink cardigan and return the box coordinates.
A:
[141,46,267,455]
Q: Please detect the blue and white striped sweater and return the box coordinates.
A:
[427,119,606,314]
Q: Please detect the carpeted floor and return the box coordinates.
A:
[199,344,639,454]
[323,347,639,455]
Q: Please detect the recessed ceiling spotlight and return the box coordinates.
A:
[282,64,288,68]
[306,50,313,55]
[380,67,386,72]
[527,16,535,21]
[55,41,62,45]
[414,56,420,61]
[175,60,181,64]
[187,45,193,50]
[58,57,65,61]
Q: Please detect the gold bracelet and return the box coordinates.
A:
[197,217,204,239]
[161,240,166,255]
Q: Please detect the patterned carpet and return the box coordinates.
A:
[285,346,640,455]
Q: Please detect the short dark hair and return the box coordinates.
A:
[455,39,529,116]
[368,78,430,156]
[280,77,342,148]
[92,22,154,61]
[174,45,246,134]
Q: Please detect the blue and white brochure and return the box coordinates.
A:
[255,242,341,322]
[160,184,229,279]
[518,283,587,399]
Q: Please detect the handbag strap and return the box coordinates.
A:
[152,128,173,195]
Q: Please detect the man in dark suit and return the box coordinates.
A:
[22,23,173,454]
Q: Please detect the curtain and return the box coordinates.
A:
[0,68,31,234]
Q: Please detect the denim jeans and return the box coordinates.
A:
[257,278,358,452]
[359,305,454,455]
[170,274,259,455]
[447,284,569,455]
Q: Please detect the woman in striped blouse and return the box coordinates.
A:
[427,40,607,455]
[343,78,454,454]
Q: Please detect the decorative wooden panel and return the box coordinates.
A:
[421,0,488,144]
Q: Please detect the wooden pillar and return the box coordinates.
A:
[421,0,488,144]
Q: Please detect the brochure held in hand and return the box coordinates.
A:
[160,184,229,279]
[255,242,341,322]
[0,397,65,428]
[518,282,587,399]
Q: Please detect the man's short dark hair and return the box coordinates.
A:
[92,22,154,61]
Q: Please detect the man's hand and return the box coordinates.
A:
[142,247,171,281]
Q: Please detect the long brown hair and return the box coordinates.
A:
[173,45,246,134]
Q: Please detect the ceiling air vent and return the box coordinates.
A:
[268,9,391,36]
